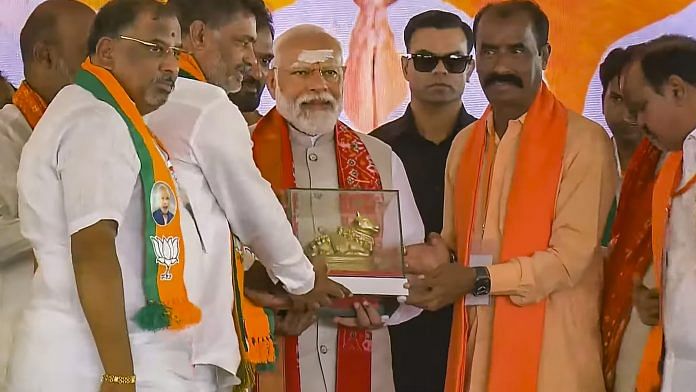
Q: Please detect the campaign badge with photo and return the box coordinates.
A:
[150,182,177,226]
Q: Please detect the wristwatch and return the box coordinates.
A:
[472,266,491,296]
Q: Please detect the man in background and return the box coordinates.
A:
[228,7,274,125]
[370,10,476,392]
[599,46,662,392]
[0,0,94,386]
[621,34,696,392]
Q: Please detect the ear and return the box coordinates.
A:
[667,74,687,104]
[94,36,116,70]
[401,56,409,79]
[465,58,476,83]
[32,41,53,69]
[267,68,277,100]
[189,20,207,52]
[540,43,551,70]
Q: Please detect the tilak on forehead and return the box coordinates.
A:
[296,49,336,64]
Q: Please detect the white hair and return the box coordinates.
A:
[271,24,343,67]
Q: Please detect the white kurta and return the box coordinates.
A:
[286,128,425,392]
[7,85,203,391]
[145,77,315,382]
[0,104,33,388]
[662,127,696,391]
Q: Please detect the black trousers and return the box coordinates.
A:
[389,305,453,392]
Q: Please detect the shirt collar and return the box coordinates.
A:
[402,104,475,140]
[289,123,335,148]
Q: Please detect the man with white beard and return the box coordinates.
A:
[251,24,424,392]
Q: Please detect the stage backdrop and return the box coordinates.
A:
[1,0,695,132]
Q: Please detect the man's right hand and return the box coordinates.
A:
[290,258,350,311]
[633,274,660,326]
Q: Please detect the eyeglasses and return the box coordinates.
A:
[119,35,188,59]
[404,53,473,74]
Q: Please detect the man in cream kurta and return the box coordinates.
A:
[252,25,424,392]
[0,0,94,386]
[404,2,616,391]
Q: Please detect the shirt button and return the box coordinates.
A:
[320,345,329,354]
[308,153,318,162]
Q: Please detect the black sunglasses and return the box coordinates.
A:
[404,53,473,73]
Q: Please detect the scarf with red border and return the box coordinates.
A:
[253,107,381,392]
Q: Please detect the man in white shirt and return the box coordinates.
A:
[8,1,205,390]
[621,35,696,392]
[147,1,346,390]
[251,24,425,392]
[0,0,94,387]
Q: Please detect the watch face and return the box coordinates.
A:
[474,285,489,296]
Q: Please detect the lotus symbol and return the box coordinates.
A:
[150,236,180,281]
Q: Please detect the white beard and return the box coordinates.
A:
[275,88,342,135]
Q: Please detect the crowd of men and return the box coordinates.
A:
[0,0,695,391]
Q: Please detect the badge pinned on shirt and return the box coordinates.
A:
[150,182,177,226]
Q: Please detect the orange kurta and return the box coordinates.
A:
[441,111,617,391]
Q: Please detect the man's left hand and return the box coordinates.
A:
[334,301,386,330]
[405,263,476,311]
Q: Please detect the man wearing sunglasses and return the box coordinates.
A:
[404,1,617,391]
[370,10,476,392]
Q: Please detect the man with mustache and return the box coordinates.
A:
[404,1,617,391]
[0,0,94,387]
[7,0,208,390]
[251,24,424,392]
[228,9,274,125]
[621,35,696,392]
[147,1,346,389]
[371,11,476,392]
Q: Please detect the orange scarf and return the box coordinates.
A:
[178,52,207,82]
[601,139,662,390]
[636,151,693,391]
[12,81,47,129]
[448,83,568,392]
[253,107,381,392]
[76,58,200,331]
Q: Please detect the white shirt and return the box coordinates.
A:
[145,78,315,376]
[662,127,696,392]
[0,104,33,387]
[285,128,425,392]
[8,85,202,392]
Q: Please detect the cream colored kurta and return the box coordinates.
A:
[441,111,617,391]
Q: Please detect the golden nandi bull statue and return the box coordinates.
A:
[306,212,380,261]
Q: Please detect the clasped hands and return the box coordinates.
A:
[403,233,477,311]
[244,258,386,335]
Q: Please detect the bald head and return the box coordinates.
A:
[20,0,95,102]
[273,24,343,68]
